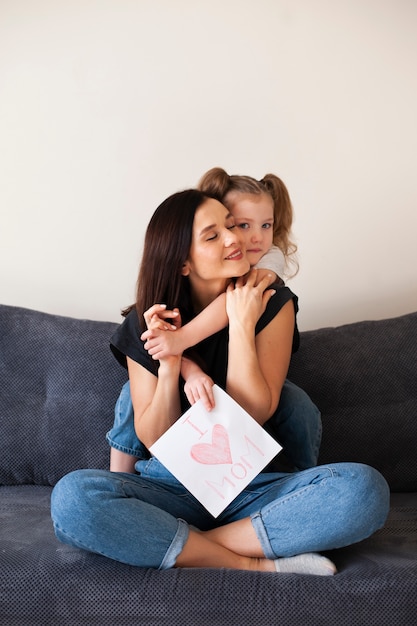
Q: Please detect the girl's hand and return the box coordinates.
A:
[141,304,182,363]
[183,371,215,411]
[143,304,180,331]
[141,328,185,360]
[226,269,276,329]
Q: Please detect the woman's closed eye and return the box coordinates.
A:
[207,223,236,240]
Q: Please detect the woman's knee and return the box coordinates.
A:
[357,463,390,525]
[336,463,390,536]
[51,469,109,532]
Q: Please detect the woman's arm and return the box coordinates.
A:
[225,271,293,424]
[127,355,182,448]
[139,304,218,411]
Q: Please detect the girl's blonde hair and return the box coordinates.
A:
[198,167,298,278]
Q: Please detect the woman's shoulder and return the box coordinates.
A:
[255,283,299,351]
[110,308,157,373]
[109,308,140,368]
[265,283,298,315]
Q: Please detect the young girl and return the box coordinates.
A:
[108,169,321,474]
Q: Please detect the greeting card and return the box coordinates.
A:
[150,385,282,517]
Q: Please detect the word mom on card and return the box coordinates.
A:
[150,385,282,517]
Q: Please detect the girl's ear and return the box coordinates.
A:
[181,260,190,276]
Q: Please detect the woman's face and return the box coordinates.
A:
[183,198,250,298]
[225,192,274,267]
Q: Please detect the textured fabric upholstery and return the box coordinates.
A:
[287,313,417,491]
[1,304,416,625]
[0,305,126,485]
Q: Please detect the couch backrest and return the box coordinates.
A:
[0,304,127,486]
[1,304,416,491]
[288,311,417,491]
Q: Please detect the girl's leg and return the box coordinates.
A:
[264,379,322,470]
[110,447,138,472]
[106,380,149,471]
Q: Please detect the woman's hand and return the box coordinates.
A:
[226,269,276,330]
[225,268,288,423]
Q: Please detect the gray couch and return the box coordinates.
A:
[1,303,416,626]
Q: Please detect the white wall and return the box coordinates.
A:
[1,0,416,330]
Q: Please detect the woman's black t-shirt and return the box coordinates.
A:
[110,283,299,413]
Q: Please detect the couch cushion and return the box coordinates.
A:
[0,304,127,486]
[288,311,417,491]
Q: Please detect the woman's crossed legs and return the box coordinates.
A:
[51,461,389,573]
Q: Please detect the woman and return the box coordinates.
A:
[51,189,389,574]
[108,168,321,473]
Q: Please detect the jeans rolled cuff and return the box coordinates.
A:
[159,518,190,570]
[251,512,277,560]
[105,431,145,458]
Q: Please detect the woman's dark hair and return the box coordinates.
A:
[123,189,210,330]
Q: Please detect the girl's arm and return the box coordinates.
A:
[141,294,228,360]
[181,356,215,411]
[225,270,294,424]
[253,267,278,283]
[255,245,285,280]
[141,271,277,361]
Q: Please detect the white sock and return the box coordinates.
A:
[274,553,336,576]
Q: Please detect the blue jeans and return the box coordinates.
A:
[106,380,322,471]
[51,459,389,569]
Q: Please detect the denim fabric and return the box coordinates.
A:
[264,379,322,470]
[51,459,389,569]
[106,381,149,459]
[106,379,322,470]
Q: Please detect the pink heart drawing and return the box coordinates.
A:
[190,424,233,465]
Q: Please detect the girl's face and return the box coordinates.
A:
[225,192,274,267]
[183,198,249,303]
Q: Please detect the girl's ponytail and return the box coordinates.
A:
[198,167,231,200]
